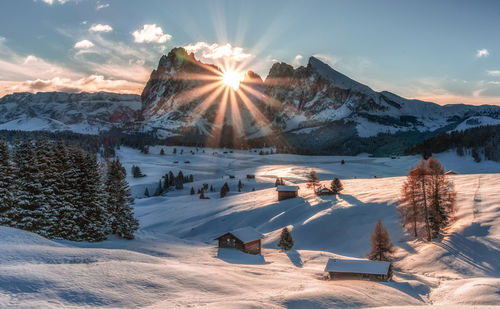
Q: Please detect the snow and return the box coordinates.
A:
[324,258,390,275]
[276,185,299,192]
[1,146,500,307]
[218,227,263,244]
[451,115,500,132]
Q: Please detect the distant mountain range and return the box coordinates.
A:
[2,47,500,154]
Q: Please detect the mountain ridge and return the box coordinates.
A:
[2,47,500,155]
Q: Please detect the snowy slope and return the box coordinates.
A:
[1,148,500,307]
[0,91,141,134]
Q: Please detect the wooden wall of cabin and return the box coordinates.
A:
[243,239,261,255]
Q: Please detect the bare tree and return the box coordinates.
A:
[306,170,320,192]
[367,219,394,262]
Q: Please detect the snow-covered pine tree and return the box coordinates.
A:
[277,227,294,251]
[367,219,394,262]
[33,135,59,237]
[50,138,78,239]
[105,159,138,239]
[77,151,108,241]
[0,138,14,224]
[10,137,46,233]
[330,177,343,194]
[144,187,150,197]
[57,145,88,240]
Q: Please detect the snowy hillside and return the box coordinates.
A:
[1,147,499,308]
[0,92,141,134]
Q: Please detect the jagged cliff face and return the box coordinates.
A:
[139,48,282,145]
[0,92,140,134]
[140,48,500,148]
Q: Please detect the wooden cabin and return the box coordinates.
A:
[215,227,264,255]
[324,258,391,281]
[316,185,334,196]
[276,185,299,201]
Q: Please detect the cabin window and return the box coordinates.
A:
[226,238,235,247]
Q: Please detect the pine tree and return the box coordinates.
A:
[277,227,294,251]
[10,137,46,233]
[175,171,184,190]
[104,159,139,239]
[77,151,108,241]
[306,170,320,192]
[330,177,343,194]
[190,187,195,195]
[144,187,150,197]
[160,148,165,155]
[132,165,145,178]
[154,180,163,196]
[367,220,394,262]
[238,179,243,192]
[427,157,456,237]
[0,138,14,224]
[199,189,205,199]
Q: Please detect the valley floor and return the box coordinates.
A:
[1,147,500,308]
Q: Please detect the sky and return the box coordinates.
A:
[0,0,499,105]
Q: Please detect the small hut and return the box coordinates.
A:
[276,185,299,201]
[215,227,263,255]
[324,258,391,281]
[316,185,334,196]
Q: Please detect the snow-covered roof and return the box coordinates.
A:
[276,185,299,192]
[324,258,390,275]
[216,227,263,243]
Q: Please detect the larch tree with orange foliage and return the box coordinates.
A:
[367,219,395,262]
[399,157,456,241]
[306,170,320,192]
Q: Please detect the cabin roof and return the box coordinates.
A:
[276,185,299,192]
[324,258,390,275]
[215,226,263,243]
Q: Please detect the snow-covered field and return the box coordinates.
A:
[1,147,500,308]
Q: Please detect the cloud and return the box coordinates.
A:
[487,70,500,77]
[0,35,149,97]
[37,0,69,5]
[89,24,112,33]
[292,54,303,67]
[184,42,252,62]
[132,24,171,43]
[476,49,489,58]
[0,75,143,97]
[74,40,94,49]
[96,2,109,10]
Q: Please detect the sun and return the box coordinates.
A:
[222,70,242,91]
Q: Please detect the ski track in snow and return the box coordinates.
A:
[1,146,500,308]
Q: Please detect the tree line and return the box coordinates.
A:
[405,124,500,161]
[0,136,138,241]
